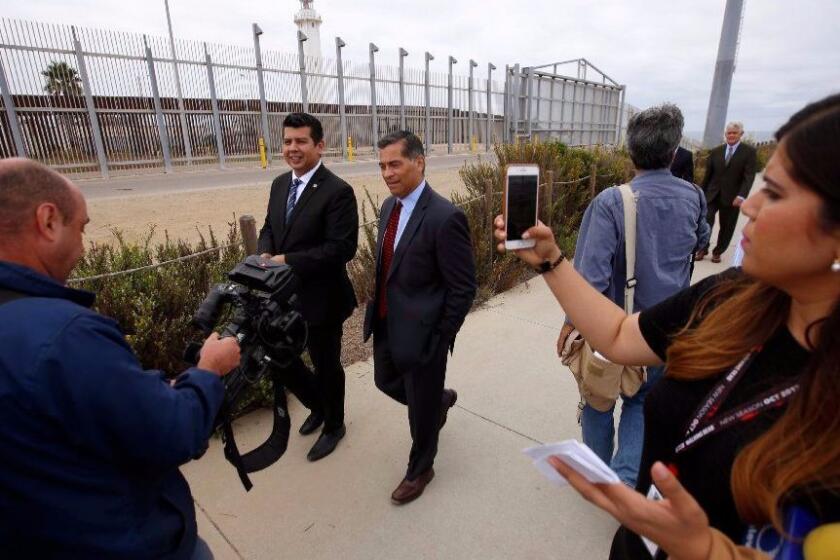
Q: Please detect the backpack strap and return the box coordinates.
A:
[617,184,637,315]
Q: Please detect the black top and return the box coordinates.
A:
[610,269,839,559]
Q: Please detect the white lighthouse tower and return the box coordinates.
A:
[294,0,323,60]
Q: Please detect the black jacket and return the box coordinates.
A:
[363,184,477,371]
[257,163,359,326]
[670,146,695,183]
[701,143,758,205]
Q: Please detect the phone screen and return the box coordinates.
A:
[506,174,538,241]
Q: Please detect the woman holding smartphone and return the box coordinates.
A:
[494,93,840,559]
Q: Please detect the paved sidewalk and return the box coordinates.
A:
[182,190,750,559]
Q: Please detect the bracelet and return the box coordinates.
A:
[535,250,565,274]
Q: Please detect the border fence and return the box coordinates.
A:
[0,17,628,178]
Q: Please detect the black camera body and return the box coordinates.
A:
[191,256,307,386]
[187,255,308,490]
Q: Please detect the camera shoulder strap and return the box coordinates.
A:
[219,367,291,491]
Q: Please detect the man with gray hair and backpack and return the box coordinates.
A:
[557,103,710,487]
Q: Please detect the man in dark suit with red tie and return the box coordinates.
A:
[364,131,477,504]
[695,121,757,263]
[258,113,358,462]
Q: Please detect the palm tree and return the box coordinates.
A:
[41,61,85,159]
[41,61,82,96]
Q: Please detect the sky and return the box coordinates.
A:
[3,0,839,138]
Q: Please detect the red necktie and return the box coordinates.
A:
[377,201,402,319]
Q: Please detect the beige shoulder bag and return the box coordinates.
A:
[560,184,647,416]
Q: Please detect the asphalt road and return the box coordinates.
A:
[77,152,494,201]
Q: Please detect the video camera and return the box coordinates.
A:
[186,255,308,490]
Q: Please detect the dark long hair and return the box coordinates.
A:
[666,93,840,533]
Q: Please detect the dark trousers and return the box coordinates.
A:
[278,322,345,433]
[373,324,449,480]
[706,195,740,255]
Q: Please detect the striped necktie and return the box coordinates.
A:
[286,177,303,222]
[725,145,734,165]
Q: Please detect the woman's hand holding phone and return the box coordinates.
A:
[493,216,562,268]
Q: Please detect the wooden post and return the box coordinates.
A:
[545,169,554,228]
[589,162,598,198]
[486,175,495,254]
[240,215,258,255]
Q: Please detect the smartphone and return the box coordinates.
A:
[504,164,540,249]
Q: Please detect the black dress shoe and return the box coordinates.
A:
[307,425,346,462]
[439,389,458,429]
[299,411,324,436]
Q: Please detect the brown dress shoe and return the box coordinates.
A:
[694,249,707,261]
[391,468,435,505]
[711,253,722,263]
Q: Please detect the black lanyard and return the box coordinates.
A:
[674,346,800,455]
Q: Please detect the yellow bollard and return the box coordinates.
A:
[347,136,355,162]
[258,137,267,169]
[471,135,477,153]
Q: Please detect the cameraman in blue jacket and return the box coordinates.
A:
[0,159,240,559]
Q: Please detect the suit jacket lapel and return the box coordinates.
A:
[278,164,327,246]
[387,185,431,281]
[275,172,292,225]
[289,164,328,223]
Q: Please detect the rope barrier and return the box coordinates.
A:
[67,243,239,285]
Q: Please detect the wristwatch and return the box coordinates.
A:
[535,251,565,274]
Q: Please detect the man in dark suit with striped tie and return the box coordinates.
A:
[258,113,358,462]
[364,131,477,504]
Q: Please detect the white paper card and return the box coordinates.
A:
[523,439,621,486]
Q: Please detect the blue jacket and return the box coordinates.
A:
[573,169,710,313]
[0,261,225,559]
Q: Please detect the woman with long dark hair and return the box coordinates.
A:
[495,93,840,559]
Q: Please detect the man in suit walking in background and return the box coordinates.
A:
[695,121,757,263]
[364,131,476,505]
[670,145,695,183]
[258,113,359,462]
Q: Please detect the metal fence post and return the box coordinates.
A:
[165,0,192,165]
[468,59,476,150]
[548,64,557,141]
[525,66,534,139]
[503,64,509,143]
[253,23,272,164]
[72,26,109,179]
[369,43,379,151]
[447,56,456,154]
[144,37,172,173]
[335,37,347,159]
[204,43,226,169]
[297,31,309,113]
[486,63,495,151]
[398,48,407,130]
[616,85,626,145]
[0,55,26,157]
[512,63,520,141]
[424,51,433,154]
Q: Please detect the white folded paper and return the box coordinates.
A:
[523,439,621,487]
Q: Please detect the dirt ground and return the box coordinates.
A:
[84,168,467,247]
